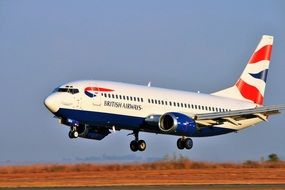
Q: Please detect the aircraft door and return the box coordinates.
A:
[73,92,82,109]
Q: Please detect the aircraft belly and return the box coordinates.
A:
[55,108,144,130]
[55,108,264,137]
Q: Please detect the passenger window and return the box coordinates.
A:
[201,106,204,110]
[123,95,126,100]
[130,96,133,101]
[108,94,111,98]
[169,102,172,106]
[165,101,168,106]
[161,101,164,105]
[134,97,137,101]
[141,98,143,102]
[119,95,122,99]
[126,96,129,101]
[151,99,154,104]
[174,102,176,106]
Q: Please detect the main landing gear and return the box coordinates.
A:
[68,126,79,139]
[129,131,146,152]
[177,137,193,150]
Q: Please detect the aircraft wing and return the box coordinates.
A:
[194,104,285,126]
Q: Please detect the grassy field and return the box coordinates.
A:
[0,159,285,187]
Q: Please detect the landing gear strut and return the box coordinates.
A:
[130,131,146,152]
[177,137,193,150]
[69,126,79,139]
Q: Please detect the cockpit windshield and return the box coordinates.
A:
[54,87,79,94]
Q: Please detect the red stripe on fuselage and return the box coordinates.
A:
[249,45,272,64]
[85,87,114,92]
[236,79,263,105]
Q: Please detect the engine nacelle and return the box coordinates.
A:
[159,112,196,136]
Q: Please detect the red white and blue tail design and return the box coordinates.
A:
[212,35,273,105]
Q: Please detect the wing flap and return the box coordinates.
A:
[195,104,285,121]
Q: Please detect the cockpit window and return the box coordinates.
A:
[56,88,79,94]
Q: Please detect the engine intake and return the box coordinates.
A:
[159,112,196,136]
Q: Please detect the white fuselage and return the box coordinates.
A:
[45,80,263,137]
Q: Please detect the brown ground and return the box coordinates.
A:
[0,160,285,187]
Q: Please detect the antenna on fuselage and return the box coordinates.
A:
[147,81,151,87]
[112,126,116,133]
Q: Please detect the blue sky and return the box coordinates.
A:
[0,0,285,164]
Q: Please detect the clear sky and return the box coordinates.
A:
[0,0,285,164]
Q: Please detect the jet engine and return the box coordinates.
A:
[159,112,197,136]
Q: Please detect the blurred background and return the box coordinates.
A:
[0,0,284,164]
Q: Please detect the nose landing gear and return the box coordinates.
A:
[68,126,79,139]
[129,131,146,152]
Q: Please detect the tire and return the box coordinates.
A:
[68,131,74,139]
[177,138,185,150]
[184,138,193,150]
[138,140,146,151]
[73,131,79,138]
[130,140,138,152]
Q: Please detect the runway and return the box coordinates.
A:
[2,185,285,190]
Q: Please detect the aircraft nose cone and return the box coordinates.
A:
[44,94,59,113]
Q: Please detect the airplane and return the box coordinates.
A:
[44,35,284,152]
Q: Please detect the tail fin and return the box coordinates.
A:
[212,35,273,105]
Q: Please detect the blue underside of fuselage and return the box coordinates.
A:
[55,108,236,137]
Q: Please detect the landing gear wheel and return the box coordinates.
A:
[177,138,185,150]
[73,131,79,138]
[138,140,146,151]
[130,140,138,152]
[68,131,74,139]
[129,131,147,152]
[177,138,193,150]
[184,138,193,150]
[69,127,79,139]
